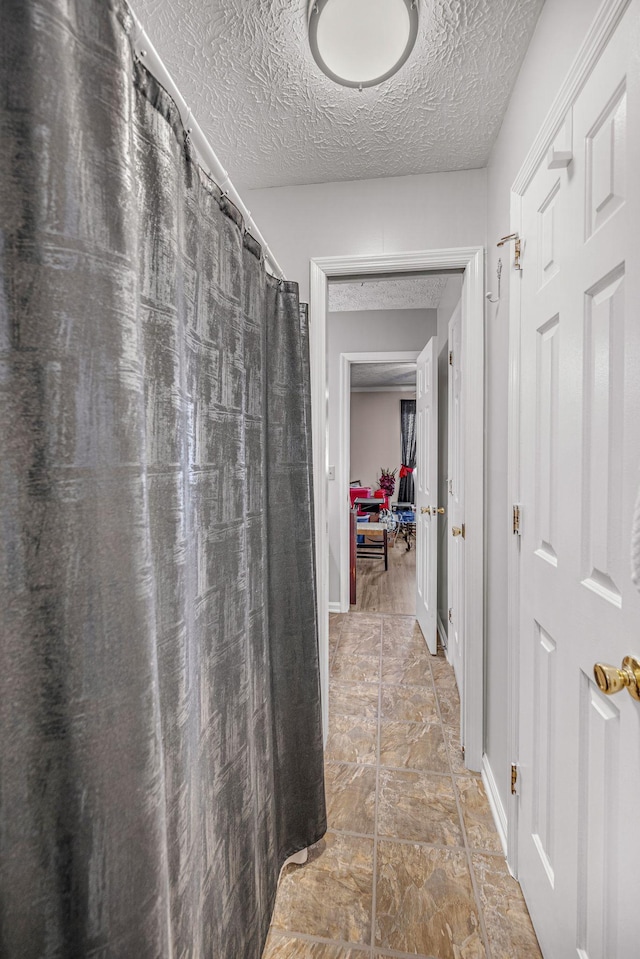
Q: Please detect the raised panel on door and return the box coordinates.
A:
[576,676,620,959]
[585,81,626,239]
[534,313,560,566]
[531,622,557,888]
[581,265,625,606]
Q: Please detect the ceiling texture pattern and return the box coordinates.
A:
[328,274,449,312]
[133,0,545,190]
[351,363,417,390]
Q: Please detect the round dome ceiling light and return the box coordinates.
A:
[308,0,419,90]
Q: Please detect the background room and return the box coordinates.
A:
[326,272,462,629]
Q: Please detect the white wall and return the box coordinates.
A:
[350,391,416,495]
[436,275,463,353]
[247,169,487,302]
[246,170,485,608]
[328,308,437,603]
[483,0,602,814]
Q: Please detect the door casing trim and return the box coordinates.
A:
[309,247,484,770]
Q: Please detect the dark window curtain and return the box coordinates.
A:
[398,400,417,502]
[0,2,325,957]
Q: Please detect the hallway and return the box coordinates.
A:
[263,612,541,958]
[351,533,416,616]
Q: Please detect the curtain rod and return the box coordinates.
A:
[129,10,286,281]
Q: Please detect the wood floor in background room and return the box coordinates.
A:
[352,533,416,615]
[262,612,542,959]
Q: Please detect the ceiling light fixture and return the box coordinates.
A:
[308,0,419,89]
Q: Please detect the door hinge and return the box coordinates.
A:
[449,350,453,366]
[512,504,521,535]
[511,762,518,795]
[448,478,453,496]
[448,607,453,624]
[497,232,523,271]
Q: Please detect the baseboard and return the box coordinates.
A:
[481,754,508,857]
[436,612,448,651]
[328,601,342,614]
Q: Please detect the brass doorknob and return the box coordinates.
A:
[593,656,640,700]
[420,506,431,514]
[452,526,463,537]
[433,507,445,515]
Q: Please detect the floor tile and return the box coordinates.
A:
[325,714,377,765]
[338,624,381,657]
[383,630,430,655]
[341,613,383,630]
[444,725,481,777]
[262,933,369,958]
[377,768,463,846]
[375,841,486,957]
[330,681,379,722]
[380,683,438,723]
[330,651,380,684]
[329,620,343,653]
[436,682,461,726]
[324,762,377,835]
[381,651,433,687]
[379,720,449,773]
[382,613,416,631]
[266,609,539,959]
[270,833,374,945]
[381,616,419,648]
[456,777,503,852]
[430,655,458,687]
[472,853,542,958]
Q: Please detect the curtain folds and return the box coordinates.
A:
[0,1,326,956]
[398,400,417,503]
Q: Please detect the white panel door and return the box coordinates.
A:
[415,337,438,654]
[447,303,464,697]
[517,5,640,957]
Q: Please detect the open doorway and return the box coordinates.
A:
[327,267,471,740]
[328,274,462,614]
[309,247,484,771]
[347,355,418,616]
[334,278,464,644]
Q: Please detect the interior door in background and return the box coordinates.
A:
[447,302,464,700]
[415,337,438,654]
[516,5,640,955]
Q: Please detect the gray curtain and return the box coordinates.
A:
[0,1,326,956]
[398,399,417,503]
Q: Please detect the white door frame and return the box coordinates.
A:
[505,0,631,874]
[338,350,421,614]
[310,247,485,770]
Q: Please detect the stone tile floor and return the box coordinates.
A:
[263,612,542,959]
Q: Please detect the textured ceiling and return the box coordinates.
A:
[352,363,417,390]
[329,274,448,312]
[132,0,544,190]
